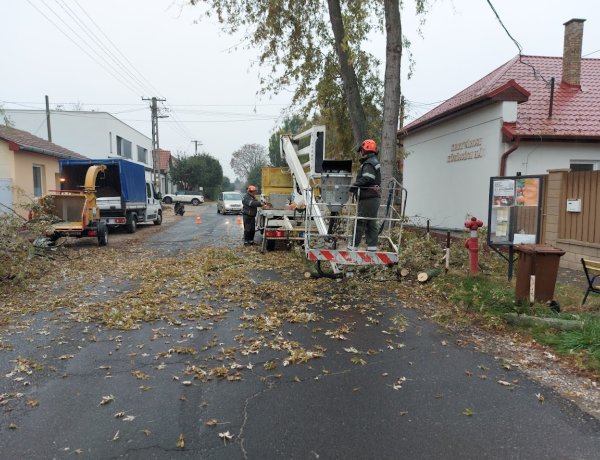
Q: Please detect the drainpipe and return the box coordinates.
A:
[500,136,520,176]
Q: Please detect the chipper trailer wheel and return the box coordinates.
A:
[97,222,109,246]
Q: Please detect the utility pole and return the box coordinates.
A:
[192,140,202,155]
[45,95,52,142]
[142,96,168,193]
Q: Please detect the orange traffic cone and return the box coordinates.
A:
[236,215,242,225]
[196,214,202,224]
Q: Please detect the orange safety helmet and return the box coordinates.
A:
[247,185,257,192]
[357,139,378,153]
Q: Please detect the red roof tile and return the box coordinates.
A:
[402,55,600,140]
[0,125,87,159]
[157,149,171,171]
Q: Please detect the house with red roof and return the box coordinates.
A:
[0,125,88,218]
[157,148,174,194]
[399,19,599,231]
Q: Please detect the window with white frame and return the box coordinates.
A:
[32,165,43,198]
[570,160,600,171]
[137,146,148,164]
[116,136,132,159]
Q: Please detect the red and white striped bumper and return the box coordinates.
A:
[307,249,399,265]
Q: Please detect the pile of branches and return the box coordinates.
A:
[0,201,61,283]
[394,225,506,282]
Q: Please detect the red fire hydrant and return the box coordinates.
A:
[464,216,484,274]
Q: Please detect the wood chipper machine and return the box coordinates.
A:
[40,164,109,246]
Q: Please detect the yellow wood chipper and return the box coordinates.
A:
[40,164,109,246]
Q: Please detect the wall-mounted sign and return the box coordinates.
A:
[447,138,485,162]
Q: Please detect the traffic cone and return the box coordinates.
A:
[236,215,242,225]
[196,214,202,224]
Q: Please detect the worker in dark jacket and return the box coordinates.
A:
[348,139,381,251]
[242,185,265,245]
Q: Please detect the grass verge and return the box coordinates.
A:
[424,267,600,375]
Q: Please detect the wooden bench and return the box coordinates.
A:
[581,258,600,305]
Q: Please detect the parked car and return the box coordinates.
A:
[162,190,204,206]
[217,191,243,214]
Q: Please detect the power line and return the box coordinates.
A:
[55,0,155,96]
[25,0,197,147]
[583,48,600,57]
[71,0,197,147]
[485,0,522,53]
[1,99,289,108]
[485,0,548,84]
[73,0,165,98]
[1,101,282,121]
[38,0,144,94]
[27,0,141,96]
[159,101,194,142]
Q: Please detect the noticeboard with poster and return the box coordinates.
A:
[487,175,543,246]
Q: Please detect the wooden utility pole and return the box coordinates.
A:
[192,140,202,155]
[45,95,52,142]
[142,96,167,193]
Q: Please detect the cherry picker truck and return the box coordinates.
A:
[257,126,408,278]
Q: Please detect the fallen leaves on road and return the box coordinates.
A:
[392,377,406,390]
[131,370,149,380]
[351,357,367,366]
[177,433,185,449]
[98,395,114,406]
[219,431,233,445]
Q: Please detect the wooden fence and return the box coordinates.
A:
[558,170,600,244]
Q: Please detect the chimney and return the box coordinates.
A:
[561,18,585,87]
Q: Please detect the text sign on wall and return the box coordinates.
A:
[447,138,484,163]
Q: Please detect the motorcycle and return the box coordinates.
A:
[174,202,185,216]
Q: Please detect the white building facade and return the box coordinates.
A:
[403,103,510,229]
[3,109,164,188]
[402,100,600,230]
[401,19,600,231]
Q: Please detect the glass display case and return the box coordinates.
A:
[487,176,543,246]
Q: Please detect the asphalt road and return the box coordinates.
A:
[1,203,599,459]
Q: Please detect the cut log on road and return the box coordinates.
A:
[503,313,583,331]
[399,268,410,277]
[417,268,442,283]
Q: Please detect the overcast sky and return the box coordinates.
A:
[3,1,599,180]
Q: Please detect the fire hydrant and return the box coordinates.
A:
[464,216,484,274]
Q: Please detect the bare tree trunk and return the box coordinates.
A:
[380,0,402,186]
[326,0,368,145]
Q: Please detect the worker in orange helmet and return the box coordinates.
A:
[242,185,266,245]
[348,138,381,251]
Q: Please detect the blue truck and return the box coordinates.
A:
[59,158,162,233]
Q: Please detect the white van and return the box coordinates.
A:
[217,191,243,214]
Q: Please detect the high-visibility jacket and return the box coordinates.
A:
[242,192,263,217]
[350,153,381,200]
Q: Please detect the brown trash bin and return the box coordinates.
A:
[515,244,565,303]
